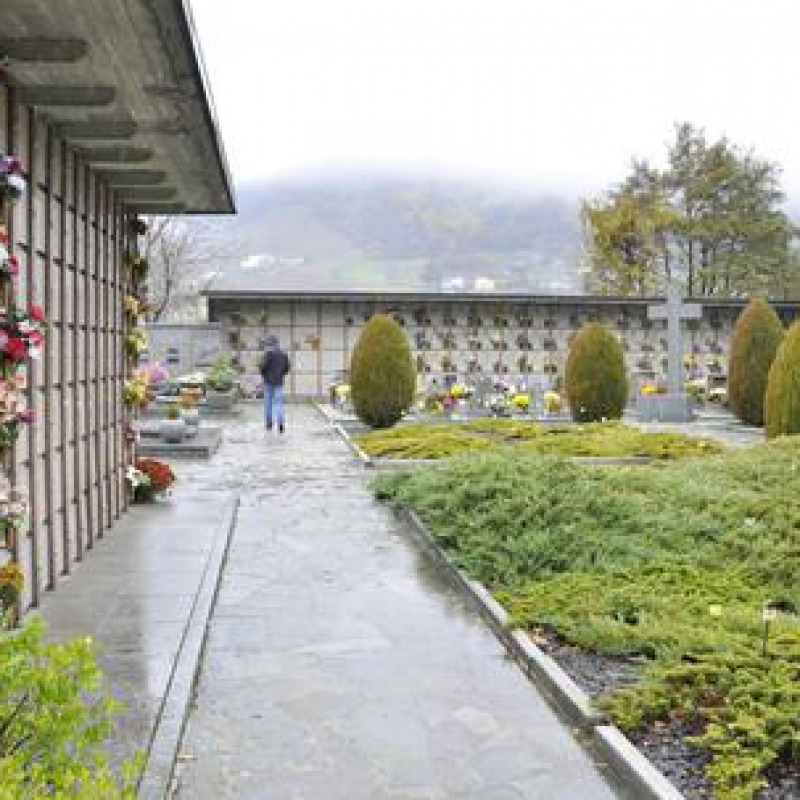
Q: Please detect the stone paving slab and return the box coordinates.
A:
[34,493,237,774]
[171,406,621,799]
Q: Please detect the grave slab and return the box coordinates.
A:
[136,427,223,458]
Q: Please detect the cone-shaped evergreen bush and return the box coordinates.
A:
[765,318,800,438]
[350,314,415,428]
[727,297,783,426]
[565,322,628,422]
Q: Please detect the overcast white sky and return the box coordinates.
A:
[191,0,800,204]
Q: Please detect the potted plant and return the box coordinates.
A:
[205,355,238,411]
[127,458,176,503]
[160,402,186,444]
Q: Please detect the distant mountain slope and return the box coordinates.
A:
[209,173,584,293]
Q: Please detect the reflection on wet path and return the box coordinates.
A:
[173,405,619,799]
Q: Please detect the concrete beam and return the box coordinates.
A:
[16,85,116,107]
[57,120,137,140]
[99,170,167,186]
[125,201,187,214]
[81,146,154,164]
[0,37,89,63]
[116,187,179,201]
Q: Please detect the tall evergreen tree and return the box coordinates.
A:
[583,123,798,298]
[727,298,783,426]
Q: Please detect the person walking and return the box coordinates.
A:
[258,335,291,433]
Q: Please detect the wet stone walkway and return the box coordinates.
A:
[172,404,620,800]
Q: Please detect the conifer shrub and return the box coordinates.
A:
[564,322,628,422]
[765,317,800,438]
[727,297,783,426]
[350,314,415,428]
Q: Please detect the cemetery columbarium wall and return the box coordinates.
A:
[206,292,800,399]
[0,0,233,614]
[1,84,132,611]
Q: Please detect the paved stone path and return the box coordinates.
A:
[37,492,236,768]
[172,405,619,799]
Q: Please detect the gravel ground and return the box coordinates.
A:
[537,630,799,799]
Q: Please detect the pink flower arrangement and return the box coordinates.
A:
[0,226,17,277]
[0,155,26,201]
[0,375,33,448]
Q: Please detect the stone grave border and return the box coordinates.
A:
[136,496,241,800]
[315,402,657,470]
[136,427,224,459]
[397,507,685,800]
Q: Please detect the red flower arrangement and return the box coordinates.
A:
[134,458,176,494]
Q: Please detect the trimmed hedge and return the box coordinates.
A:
[564,322,628,422]
[728,297,783,426]
[765,317,800,438]
[350,314,415,428]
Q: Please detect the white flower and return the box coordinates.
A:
[7,174,26,194]
[126,466,151,489]
[27,347,41,361]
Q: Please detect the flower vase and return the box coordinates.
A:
[181,407,200,437]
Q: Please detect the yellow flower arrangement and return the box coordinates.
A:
[511,393,530,410]
[124,294,141,318]
[124,329,148,358]
[449,384,466,399]
[640,382,664,397]
[123,378,148,407]
[543,391,561,412]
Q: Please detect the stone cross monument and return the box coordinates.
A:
[640,283,703,422]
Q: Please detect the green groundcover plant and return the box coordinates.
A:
[0,620,139,799]
[373,439,800,799]
[356,419,722,460]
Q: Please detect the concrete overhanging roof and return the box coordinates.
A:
[0,0,234,214]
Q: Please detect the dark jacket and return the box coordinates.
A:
[259,348,290,387]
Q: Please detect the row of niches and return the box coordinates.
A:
[413,356,727,376]
[413,331,726,354]
[222,310,732,332]
[229,331,727,356]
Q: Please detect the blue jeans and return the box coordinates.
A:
[264,384,284,428]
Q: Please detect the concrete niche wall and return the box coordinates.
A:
[1,86,132,611]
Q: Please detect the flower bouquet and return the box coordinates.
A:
[128,458,176,503]
[124,329,148,359]
[0,474,28,549]
[0,561,23,618]
[124,294,141,318]
[123,377,149,408]
[0,226,20,277]
[0,155,26,204]
[0,374,34,448]
[543,391,562,413]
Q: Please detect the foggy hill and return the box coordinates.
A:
[207,174,584,293]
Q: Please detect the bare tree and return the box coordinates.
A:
[142,216,241,322]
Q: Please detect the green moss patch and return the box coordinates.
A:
[356,419,722,460]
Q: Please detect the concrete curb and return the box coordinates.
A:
[136,495,240,800]
[312,402,373,466]
[311,400,335,424]
[396,507,685,800]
